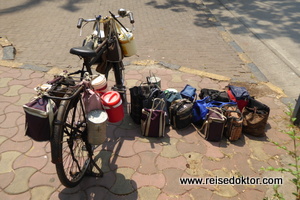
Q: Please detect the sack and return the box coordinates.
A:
[227,86,249,112]
[199,88,230,102]
[23,97,57,141]
[169,99,193,129]
[194,107,226,142]
[82,88,103,113]
[242,98,270,137]
[222,104,243,141]
[129,84,152,124]
[180,84,197,102]
[141,98,166,137]
[192,97,236,125]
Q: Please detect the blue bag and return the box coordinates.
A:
[192,97,237,124]
[229,85,250,100]
[180,84,196,102]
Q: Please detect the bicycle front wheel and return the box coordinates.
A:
[52,94,91,188]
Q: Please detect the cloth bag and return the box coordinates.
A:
[180,84,197,102]
[23,97,57,141]
[105,19,123,62]
[141,98,166,137]
[82,88,103,113]
[193,107,226,142]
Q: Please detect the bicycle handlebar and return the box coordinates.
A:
[76,9,134,29]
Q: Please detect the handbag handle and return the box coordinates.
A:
[151,98,165,110]
[207,107,226,121]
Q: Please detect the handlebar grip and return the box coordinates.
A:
[77,18,84,28]
[128,12,134,24]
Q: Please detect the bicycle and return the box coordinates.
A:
[45,9,135,188]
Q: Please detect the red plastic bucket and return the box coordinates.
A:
[101,91,124,123]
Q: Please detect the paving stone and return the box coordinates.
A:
[248,140,271,161]
[165,128,182,139]
[233,153,257,177]
[0,151,22,173]
[190,188,215,200]
[138,186,161,200]
[0,77,12,88]
[131,172,165,189]
[25,141,48,157]
[177,140,206,155]
[40,158,58,174]
[156,155,187,171]
[157,192,192,200]
[239,189,265,200]
[13,154,48,170]
[81,170,116,190]
[112,139,136,157]
[0,190,31,200]
[184,152,205,177]
[160,137,181,158]
[50,190,86,200]
[0,94,20,103]
[93,150,113,173]
[133,139,163,154]
[105,190,138,200]
[81,186,110,200]
[0,171,14,189]
[137,151,158,174]
[110,153,140,171]
[4,167,37,194]
[162,168,187,195]
[30,185,56,200]
[0,139,32,154]
[0,126,18,140]
[114,126,140,138]
[3,85,24,96]
[29,171,60,189]
[202,139,225,159]
[110,167,135,195]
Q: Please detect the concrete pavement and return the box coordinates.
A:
[0,0,298,199]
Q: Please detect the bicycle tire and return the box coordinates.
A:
[52,92,91,188]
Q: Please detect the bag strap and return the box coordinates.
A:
[207,107,226,121]
[151,98,165,110]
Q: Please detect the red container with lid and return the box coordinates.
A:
[101,91,124,123]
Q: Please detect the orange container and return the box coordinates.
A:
[101,91,124,123]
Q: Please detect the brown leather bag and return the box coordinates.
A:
[222,104,243,141]
[242,106,269,137]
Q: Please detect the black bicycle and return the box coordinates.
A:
[48,9,134,188]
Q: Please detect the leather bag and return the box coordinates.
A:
[199,88,230,102]
[242,98,270,137]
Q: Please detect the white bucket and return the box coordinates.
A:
[91,74,107,95]
[118,29,137,57]
[87,110,108,145]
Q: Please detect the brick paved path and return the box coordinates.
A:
[0,64,295,199]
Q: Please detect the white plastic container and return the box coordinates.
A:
[118,29,137,57]
[87,110,108,145]
[91,74,107,95]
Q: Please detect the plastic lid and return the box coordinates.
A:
[88,110,108,123]
[101,91,121,106]
[91,74,106,86]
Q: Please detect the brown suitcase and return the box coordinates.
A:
[222,104,243,141]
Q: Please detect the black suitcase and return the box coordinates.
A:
[169,99,193,129]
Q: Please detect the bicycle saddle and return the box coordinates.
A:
[70,41,97,58]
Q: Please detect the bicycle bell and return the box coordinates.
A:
[118,8,127,17]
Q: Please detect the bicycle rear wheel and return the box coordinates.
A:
[52,92,91,188]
